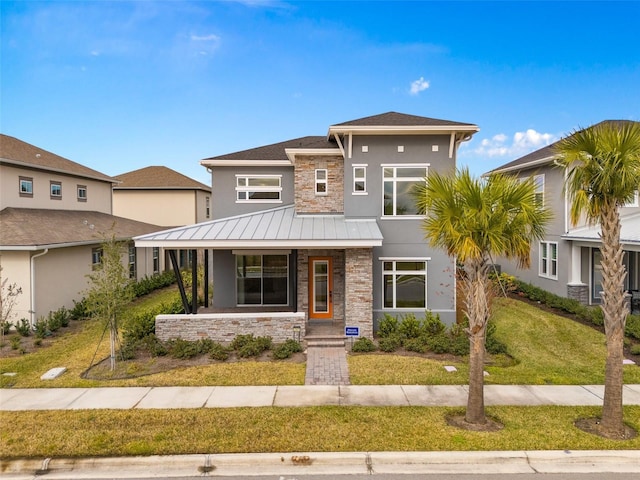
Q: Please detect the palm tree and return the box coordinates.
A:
[555,121,640,438]
[414,168,551,425]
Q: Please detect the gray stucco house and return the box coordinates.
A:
[488,120,640,314]
[135,112,479,341]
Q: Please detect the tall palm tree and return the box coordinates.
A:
[555,121,640,438]
[414,168,551,425]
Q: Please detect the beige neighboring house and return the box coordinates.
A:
[113,166,212,269]
[0,134,162,326]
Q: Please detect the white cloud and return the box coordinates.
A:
[471,129,558,158]
[409,77,430,95]
[191,34,220,42]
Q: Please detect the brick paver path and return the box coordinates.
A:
[304,346,350,385]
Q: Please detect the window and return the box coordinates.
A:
[128,245,137,279]
[382,259,427,309]
[50,181,62,199]
[91,248,103,269]
[152,247,160,274]
[19,177,33,197]
[236,254,288,305]
[382,165,428,216]
[205,196,210,218]
[539,241,558,279]
[533,174,544,206]
[353,165,367,194]
[77,185,87,202]
[236,175,282,202]
[315,169,327,195]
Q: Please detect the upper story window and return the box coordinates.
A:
[353,165,367,194]
[19,177,33,197]
[205,196,211,218]
[382,164,428,217]
[539,241,558,280]
[50,181,62,199]
[315,169,328,195]
[77,185,87,202]
[533,174,544,206]
[91,247,103,269]
[236,175,282,203]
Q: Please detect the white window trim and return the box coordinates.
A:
[381,258,429,310]
[315,168,328,196]
[50,181,62,199]
[235,174,283,203]
[381,163,429,218]
[539,241,558,280]
[77,185,87,201]
[353,164,367,195]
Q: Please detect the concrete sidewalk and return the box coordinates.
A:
[2,384,640,410]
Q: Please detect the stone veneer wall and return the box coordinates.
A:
[297,249,345,324]
[567,284,589,305]
[345,248,374,338]
[294,155,344,214]
[155,313,306,343]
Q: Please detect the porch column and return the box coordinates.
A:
[567,242,589,304]
[345,248,373,338]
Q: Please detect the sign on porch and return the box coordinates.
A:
[345,326,360,337]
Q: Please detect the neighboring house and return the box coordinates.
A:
[0,134,163,325]
[488,120,640,314]
[135,112,479,341]
[113,165,212,270]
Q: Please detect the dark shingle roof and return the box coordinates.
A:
[114,166,210,191]
[203,136,336,162]
[0,134,116,183]
[0,208,163,248]
[332,111,477,128]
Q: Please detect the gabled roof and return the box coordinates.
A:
[332,111,477,128]
[489,120,640,174]
[134,205,384,249]
[114,166,211,191]
[0,134,116,183]
[0,208,163,250]
[562,212,640,246]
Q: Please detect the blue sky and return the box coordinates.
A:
[2,1,639,185]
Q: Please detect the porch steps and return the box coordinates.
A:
[304,335,347,348]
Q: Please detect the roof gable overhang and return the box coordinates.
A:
[327,124,479,136]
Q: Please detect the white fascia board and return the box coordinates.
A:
[327,125,480,136]
[200,159,293,167]
[134,239,383,249]
[285,148,343,163]
[1,240,105,251]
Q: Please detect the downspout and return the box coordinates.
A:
[30,249,49,328]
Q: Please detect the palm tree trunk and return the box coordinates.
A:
[464,260,490,424]
[599,203,628,438]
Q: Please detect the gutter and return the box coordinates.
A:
[30,249,49,327]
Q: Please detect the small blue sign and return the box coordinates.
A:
[345,326,360,337]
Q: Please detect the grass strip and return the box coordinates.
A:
[2,406,639,457]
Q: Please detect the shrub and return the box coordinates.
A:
[425,333,451,354]
[10,336,21,350]
[1,321,11,335]
[404,337,428,354]
[46,312,62,332]
[377,314,399,338]
[485,321,508,355]
[168,338,201,359]
[70,297,89,320]
[449,334,470,356]
[34,318,49,339]
[351,337,377,352]
[209,342,230,361]
[139,334,168,357]
[398,313,421,339]
[630,344,640,356]
[378,334,403,352]
[51,307,70,328]
[232,334,272,358]
[130,271,177,298]
[421,311,446,336]
[15,318,30,337]
[272,339,303,360]
[230,334,256,351]
[625,314,640,340]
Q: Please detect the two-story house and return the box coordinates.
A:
[113,165,212,271]
[488,120,640,314]
[134,112,479,341]
[0,134,163,326]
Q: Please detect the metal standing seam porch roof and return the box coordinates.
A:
[133,205,384,249]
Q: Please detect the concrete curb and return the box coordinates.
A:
[2,450,640,478]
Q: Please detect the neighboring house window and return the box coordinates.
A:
[353,164,367,194]
[236,175,282,202]
[152,247,160,274]
[382,164,428,217]
[91,248,103,269]
[533,174,544,206]
[77,185,87,202]
[236,254,288,305]
[382,259,427,309]
[315,169,328,195]
[539,241,558,279]
[50,181,62,199]
[128,245,137,279]
[19,177,33,197]
[205,196,211,219]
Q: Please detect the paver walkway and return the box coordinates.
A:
[304,346,350,385]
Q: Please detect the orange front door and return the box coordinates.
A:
[309,257,333,319]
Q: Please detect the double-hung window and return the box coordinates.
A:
[539,241,558,279]
[50,181,62,199]
[236,254,288,305]
[382,164,428,217]
[315,169,327,195]
[382,259,428,308]
[353,164,367,194]
[236,175,282,202]
[77,185,87,202]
